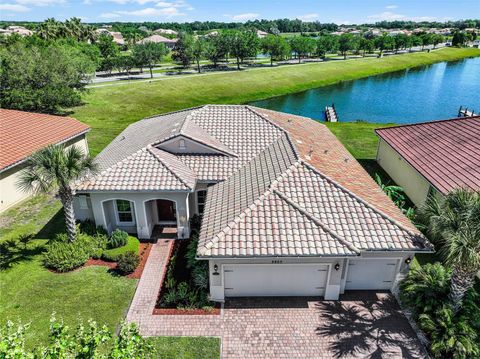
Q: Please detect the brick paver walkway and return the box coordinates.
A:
[127,242,426,358]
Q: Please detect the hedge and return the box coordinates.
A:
[102,236,140,262]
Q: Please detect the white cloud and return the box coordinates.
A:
[83,0,92,4]
[0,3,30,12]
[368,11,438,22]
[298,13,319,21]
[99,12,120,18]
[368,11,405,21]
[225,13,259,21]
[15,0,64,5]
[386,5,398,9]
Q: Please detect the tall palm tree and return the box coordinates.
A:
[17,145,97,242]
[418,189,480,314]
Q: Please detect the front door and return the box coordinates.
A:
[157,200,176,222]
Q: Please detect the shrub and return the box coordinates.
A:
[78,219,108,237]
[0,321,32,359]
[102,236,139,262]
[192,263,209,290]
[116,251,140,275]
[108,229,128,249]
[43,240,89,272]
[400,262,451,316]
[78,232,108,260]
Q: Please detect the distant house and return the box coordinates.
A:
[74,105,431,301]
[256,30,268,38]
[138,34,177,49]
[154,28,178,35]
[1,25,33,36]
[95,28,125,45]
[0,109,90,213]
[375,116,480,207]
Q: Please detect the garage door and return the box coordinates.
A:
[345,259,399,290]
[223,264,329,297]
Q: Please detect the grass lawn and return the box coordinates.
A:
[73,47,480,156]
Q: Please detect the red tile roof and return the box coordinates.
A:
[375,116,480,194]
[0,109,90,172]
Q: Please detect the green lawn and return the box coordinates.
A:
[73,47,480,156]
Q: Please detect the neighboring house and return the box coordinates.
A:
[95,28,125,45]
[0,109,90,213]
[138,34,177,49]
[154,28,178,35]
[75,105,431,301]
[0,26,33,36]
[256,30,269,38]
[376,116,480,207]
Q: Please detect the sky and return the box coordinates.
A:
[1,0,479,24]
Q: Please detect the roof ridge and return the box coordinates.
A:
[147,146,195,190]
[140,105,205,121]
[272,189,361,255]
[375,115,480,134]
[300,160,424,239]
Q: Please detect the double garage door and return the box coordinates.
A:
[223,259,400,297]
[224,264,329,297]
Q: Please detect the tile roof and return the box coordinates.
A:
[375,116,480,194]
[76,105,430,256]
[0,109,90,172]
[79,146,195,192]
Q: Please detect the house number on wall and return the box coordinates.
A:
[271,260,283,264]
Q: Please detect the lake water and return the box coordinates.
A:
[250,57,480,124]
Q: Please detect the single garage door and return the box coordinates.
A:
[345,259,399,290]
[223,264,329,297]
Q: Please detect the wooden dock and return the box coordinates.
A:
[458,106,477,117]
[325,104,339,122]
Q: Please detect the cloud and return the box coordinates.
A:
[385,5,398,9]
[225,13,260,21]
[297,13,319,21]
[0,3,30,12]
[99,12,121,18]
[15,0,64,5]
[368,11,438,22]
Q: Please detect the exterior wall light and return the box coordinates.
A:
[334,263,340,271]
[213,264,220,276]
[405,257,412,265]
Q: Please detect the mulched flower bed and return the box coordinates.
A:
[153,305,221,316]
[154,238,220,316]
[84,242,152,279]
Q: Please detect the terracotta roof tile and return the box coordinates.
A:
[0,109,90,171]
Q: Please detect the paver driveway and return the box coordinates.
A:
[128,241,426,358]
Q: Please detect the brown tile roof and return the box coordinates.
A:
[375,116,480,194]
[253,107,417,231]
[0,109,90,172]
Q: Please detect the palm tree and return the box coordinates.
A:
[17,145,97,242]
[418,189,480,314]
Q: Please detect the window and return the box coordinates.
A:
[197,190,207,214]
[116,200,134,224]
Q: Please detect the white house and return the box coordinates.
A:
[75,105,432,301]
[0,109,90,213]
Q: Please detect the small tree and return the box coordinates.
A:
[172,32,194,68]
[374,34,395,56]
[17,145,97,242]
[227,29,259,70]
[132,42,167,78]
[204,33,229,67]
[316,35,338,59]
[417,189,480,314]
[261,35,290,66]
[192,37,206,73]
[289,36,316,63]
[358,38,374,57]
[431,34,444,49]
[338,33,355,59]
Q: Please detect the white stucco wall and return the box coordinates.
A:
[0,134,89,213]
[75,191,191,239]
[205,252,414,302]
[376,139,433,207]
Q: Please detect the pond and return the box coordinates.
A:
[250,57,480,124]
